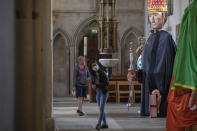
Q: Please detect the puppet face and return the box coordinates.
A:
[148,12,167,30]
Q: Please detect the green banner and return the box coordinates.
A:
[171,1,197,90]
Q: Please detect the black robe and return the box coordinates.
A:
[139,30,176,117]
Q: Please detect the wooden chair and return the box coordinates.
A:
[185,125,197,131]
[108,81,118,103]
[133,81,141,103]
[117,81,130,103]
[117,80,141,103]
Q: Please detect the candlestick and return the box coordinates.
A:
[128,41,134,110]
[84,37,88,57]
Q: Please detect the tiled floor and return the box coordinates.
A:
[53,97,166,131]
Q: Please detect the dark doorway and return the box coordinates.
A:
[78,31,99,61]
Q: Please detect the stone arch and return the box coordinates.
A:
[120,26,142,49]
[53,28,71,47]
[120,26,143,74]
[73,15,98,64]
[53,29,71,97]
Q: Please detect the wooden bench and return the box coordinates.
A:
[117,81,130,103]
[133,81,141,103]
[185,125,197,131]
[108,75,141,103]
[108,81,118,103]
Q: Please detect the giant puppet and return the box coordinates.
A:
[128,0,176,117]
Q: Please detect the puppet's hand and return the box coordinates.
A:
[127,69,136,82]
[152,89,162,111]
[136,45,144,56]
[189,90,197,111]
[152,89,161,96]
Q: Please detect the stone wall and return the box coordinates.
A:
[167,0,191,42]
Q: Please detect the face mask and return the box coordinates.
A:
[92,64,99,72]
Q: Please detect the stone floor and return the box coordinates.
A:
[53,97,166,131]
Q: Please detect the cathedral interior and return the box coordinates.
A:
[0,0,195,131]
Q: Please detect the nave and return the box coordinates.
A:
[54,97,165,131]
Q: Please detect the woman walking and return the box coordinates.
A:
[90,60,109,130]
[73,56,90,116]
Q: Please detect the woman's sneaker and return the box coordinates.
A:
[79,111,85,116]
[101,124,108,129]
[77,110,85,116]
[96,124,101,130]
[76,110,81,113]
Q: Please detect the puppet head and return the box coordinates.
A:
[148,0,168,30]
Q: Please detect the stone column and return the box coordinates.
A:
[112,0,116,19]
[15,0,54,131]
[42,0,55,130]
[15,0,34,130]
[144,0,150,38]
[101,0,104,18]
[112,22,118,51]
[106,22,110,49]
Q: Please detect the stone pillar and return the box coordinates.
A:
[42,0,55,130]
[112,22,118,51]
[15,0,54,131]
[112,0,115,18]
[144,0,150,38]
[15,0,34,130]
[106,22,110,49]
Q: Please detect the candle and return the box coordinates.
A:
[84,37,88,57]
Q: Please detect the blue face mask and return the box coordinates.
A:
[92,64,99,72]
